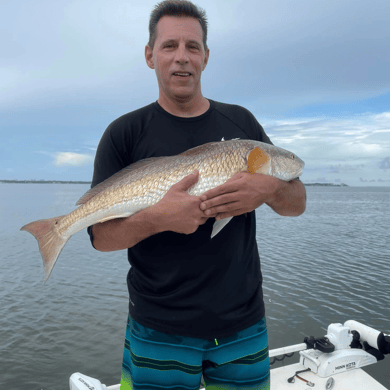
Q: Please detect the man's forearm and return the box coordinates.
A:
[92,207,163,252]
[91,171,210,251]
[266,179,306,216]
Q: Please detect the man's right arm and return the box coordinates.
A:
[91,170,216,252]
[91,207,164,252]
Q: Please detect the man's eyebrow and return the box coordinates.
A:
[161,39,201,46]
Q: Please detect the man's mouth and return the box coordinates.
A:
[173,72,192,77]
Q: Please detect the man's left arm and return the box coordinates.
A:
[199,172,306,219]
[265,177,306,217]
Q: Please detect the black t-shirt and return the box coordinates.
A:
[88,98,273,339]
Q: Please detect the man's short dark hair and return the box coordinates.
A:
[148,0,208,51]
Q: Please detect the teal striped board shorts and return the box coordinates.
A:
[120,315,270,390]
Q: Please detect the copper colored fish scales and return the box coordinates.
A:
[20,140,304,281]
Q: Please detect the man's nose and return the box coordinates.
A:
[175,44,189,63]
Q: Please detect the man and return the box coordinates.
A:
[88,1,306,389]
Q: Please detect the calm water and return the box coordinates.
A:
[1,184,389,389]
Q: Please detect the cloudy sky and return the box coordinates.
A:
[2,0,390,186]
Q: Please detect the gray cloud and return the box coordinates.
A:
[1,0,389,115]
[205,0,390,114]
[379,157,390,170]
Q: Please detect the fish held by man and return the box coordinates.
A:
[20,139,304,281]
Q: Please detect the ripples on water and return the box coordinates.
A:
[1,184,389,389]
[257,187,390,386]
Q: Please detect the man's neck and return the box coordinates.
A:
[158,95,210,118]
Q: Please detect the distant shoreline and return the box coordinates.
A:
[1,179,348,186]
[303,183,348,187]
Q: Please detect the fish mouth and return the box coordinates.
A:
[293,169,304,180]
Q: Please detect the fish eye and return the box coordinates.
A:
[291,154,295,159]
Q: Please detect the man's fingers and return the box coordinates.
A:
[174,170,199,191]
[203,201,241,216]
[201,179,240,201]
[200,193,236,211]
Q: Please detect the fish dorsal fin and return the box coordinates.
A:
[75,156,172,206]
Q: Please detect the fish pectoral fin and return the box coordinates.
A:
[211,217,233,238]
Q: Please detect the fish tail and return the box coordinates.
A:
[20,215,69,282]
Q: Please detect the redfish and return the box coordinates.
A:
[21,140,304,281]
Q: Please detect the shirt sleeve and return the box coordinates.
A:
[87,120,132,247]
[247,110,273,145]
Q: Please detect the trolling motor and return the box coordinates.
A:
[299,320,390,378]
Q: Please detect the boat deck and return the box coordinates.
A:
[270,362,388,389]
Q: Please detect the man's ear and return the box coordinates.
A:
[145,45,154,69]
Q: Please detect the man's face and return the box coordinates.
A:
[145,16,209,103]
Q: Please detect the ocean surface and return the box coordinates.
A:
[1,184,389,389]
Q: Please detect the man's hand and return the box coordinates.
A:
[152,170,217,234]
[199,172,306,220]
[92,171,211,251]
[92,170,218,252]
